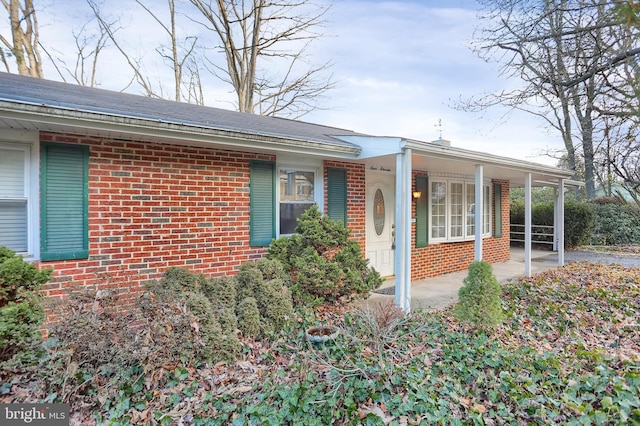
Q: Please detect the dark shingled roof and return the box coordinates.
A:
[0,72,366,148]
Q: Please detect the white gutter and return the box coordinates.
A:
[0,101,361,158]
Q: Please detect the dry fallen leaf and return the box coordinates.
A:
[359,404,395,424]
[472,403,486,413]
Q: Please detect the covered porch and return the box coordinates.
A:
[341,135,578,313]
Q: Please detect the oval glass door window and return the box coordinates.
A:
[373,188,385,236]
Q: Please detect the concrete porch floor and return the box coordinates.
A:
[365,247,561,312]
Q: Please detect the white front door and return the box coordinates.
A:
[366,173,395,277]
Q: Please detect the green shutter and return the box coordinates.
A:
[40,143,89,261]
[493,183,503,238]
[250,160,275,246]
[415,175,429,247]
[327,168,347,226]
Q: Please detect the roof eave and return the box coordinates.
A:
[0,101,361,158]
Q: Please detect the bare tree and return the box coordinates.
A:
[87,0,201,102]
[41,19,114,87]
[465,0,640,198]
[135,0,198,102]
[1,0,43,76]
[189,0,334,118]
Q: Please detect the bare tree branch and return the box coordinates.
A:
[462,0,640,198]
[189,0,334,117]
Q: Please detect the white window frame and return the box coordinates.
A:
[428,177,491,244]
[429,180,447,241]
[276,159,323,237]
[449,181,464,240]
[483,184,491,235]
[0,130,40,260]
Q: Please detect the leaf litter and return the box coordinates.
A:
[2,260,639,424]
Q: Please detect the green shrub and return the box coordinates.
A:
[564,201,595,246]
[217,307,238,336]
[268,205,382,305]
[510,201,595,247]
[151,262,293,343]
[0,246,52,364]
[201,276,236,310]
[257,279,293,334]
[254,258,290,282]
[237,297,261,338]
[590,199,640,245]
[234,266,264,303]
[454,261,504,329]
[533,202,555,226]
[159,266,205,293]
[234,261,293,337]
[510,199,524,224]
[146,269,241,362]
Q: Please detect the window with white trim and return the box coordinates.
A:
[483,184,491,235]
[249,160,326,246]
[430,181,446,239]
[466,183,475,238]
[429,178,492,243]
[0,133,39,258]
[0,145,29,253]
[278,168,316,235]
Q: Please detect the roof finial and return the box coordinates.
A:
[435,118,444,139]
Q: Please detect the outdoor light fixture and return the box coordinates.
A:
[412,191,422,200]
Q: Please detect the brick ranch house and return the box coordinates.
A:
[0,73,574,311]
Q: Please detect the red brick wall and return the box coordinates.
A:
[38,133,274,300]
[34,131,512,297]
[409,173,511,280]
[323,161,367,250]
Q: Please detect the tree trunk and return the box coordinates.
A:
[5,0,43,77]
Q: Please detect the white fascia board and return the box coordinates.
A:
[0,101,361,159]
[403,139,574,179]
[335,135,403,159]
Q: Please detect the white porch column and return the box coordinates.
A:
[553,187,559,252]
[394,153,405,310]
[558,179,565,266]
[402,149,412,312]
[393,149,412,314]
[474,165,484,261]
[524,172,532,277]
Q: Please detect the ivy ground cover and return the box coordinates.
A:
[3,262,640,425]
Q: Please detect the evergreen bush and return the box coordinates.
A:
[233,261,293,337]
[236,297,261,338]
[201,276,236,310]
[564,201,595,246]
[268,205,382,305]
[0,246,51,364]
[454,261,504,329]
[590,198,640,245]
[510,201,595,247]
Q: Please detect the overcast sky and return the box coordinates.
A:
[35,0,565,166]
